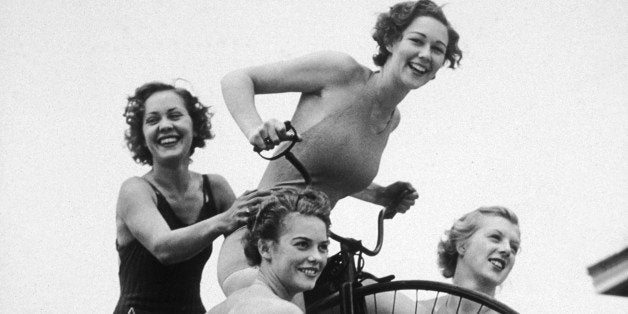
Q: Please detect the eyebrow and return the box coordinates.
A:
[408,31,447,48]
[491,230,521,244]
[292,236,329,245]
[146,107,182,115]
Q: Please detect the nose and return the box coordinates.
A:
[418,45,432,61]
[308,250,326,264]
[157,118,173,132]
[497,242,511,257]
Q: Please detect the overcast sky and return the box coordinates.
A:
[1,0,627,312]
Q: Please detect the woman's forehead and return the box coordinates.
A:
[279,213,327,239]
[477,216,520,238]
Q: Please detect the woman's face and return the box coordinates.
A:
[386,16,448,89]
[267,213,329,295]
[457,216,521,288]
[142,90,194,165]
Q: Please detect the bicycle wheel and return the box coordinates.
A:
[306,280,518,314]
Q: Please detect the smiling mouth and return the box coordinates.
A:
[489,258,506,271]
[297,267,320,278]
[409,62,430,74]
[157,135,180,146]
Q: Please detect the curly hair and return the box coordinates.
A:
[123,81,214,165]
[437,206,519,278]
[242,188,332,266]
[372,0,462,69]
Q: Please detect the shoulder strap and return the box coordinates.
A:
[202,174,220,215]
[142,178,163,197]
[141,177,184,228]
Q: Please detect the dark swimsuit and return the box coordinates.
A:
[114,175,218,314]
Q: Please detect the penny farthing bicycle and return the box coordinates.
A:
[255,122,519,314]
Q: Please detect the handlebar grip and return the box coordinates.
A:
[383,188,412,219]
[252,121,301,153]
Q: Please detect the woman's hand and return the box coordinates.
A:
[220,189,271,234]
[248,119,295,151]
[380,181,419,214]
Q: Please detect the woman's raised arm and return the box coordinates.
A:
[221,51,363,149]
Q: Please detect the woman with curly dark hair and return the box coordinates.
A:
[420,206,521,313]
[114,81,269,313]
[217,0,462,307]
[208,188,331,314]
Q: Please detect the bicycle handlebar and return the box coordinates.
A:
[252,121,301,154]
[329,208,387,256]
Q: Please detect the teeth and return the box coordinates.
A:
[159,137,178,145]
[489,259,505,270]
[409,63,428,73]
[299,268,318,276]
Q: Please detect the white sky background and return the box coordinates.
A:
[1,0,627,312]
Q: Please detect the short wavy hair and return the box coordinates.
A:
[437,206,519,278]
[242,188,332,266]
[123,81,214,165]
[372,0,462,69]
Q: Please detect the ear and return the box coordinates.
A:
[258,239,274,262]
[456,242,466,256]
[386,43,394,54]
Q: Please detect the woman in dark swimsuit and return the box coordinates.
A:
[114,81,268,313]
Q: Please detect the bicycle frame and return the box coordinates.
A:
[255,121,518,314]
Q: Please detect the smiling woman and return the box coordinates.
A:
[114,82,270,313]
[208,188,332,314]
[424,206,521,313]
[216,1,462,308]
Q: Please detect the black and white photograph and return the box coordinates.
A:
[2,0,627,313]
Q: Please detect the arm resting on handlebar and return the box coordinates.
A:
[351,182,386,206]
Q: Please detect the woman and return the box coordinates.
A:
[217,0,462,300]
[423,206,521,313]
[208,188,332,314]
[115,82,269,313]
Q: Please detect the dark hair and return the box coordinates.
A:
[123,81,214,165]
[242,188,332,266]
[372,0,462,69]
[437,206,519,278]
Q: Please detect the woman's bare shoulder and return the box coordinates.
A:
[209,287,302,314]
[231,298,302,314]
[305,51,372,84]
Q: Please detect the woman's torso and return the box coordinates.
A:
[258,67,397,207]
[114,174,218,314]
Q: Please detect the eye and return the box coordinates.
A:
[432,46,445,55]
[410,38,425,46]
[168,112,183,120]
[145,116,159,125]
[511,244,520,255]
[489,234,501,242]
[295,241,309,250]
[319,243,329,253]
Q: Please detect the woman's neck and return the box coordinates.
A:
[369,67,411,110]
[452,270,497,297]
[149,159,192,193]
[256,266,294,301]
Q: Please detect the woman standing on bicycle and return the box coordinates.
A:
[115,82,269,313]
[217,0,462,299]
[425,206,521,313]
[208,188,332,314]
